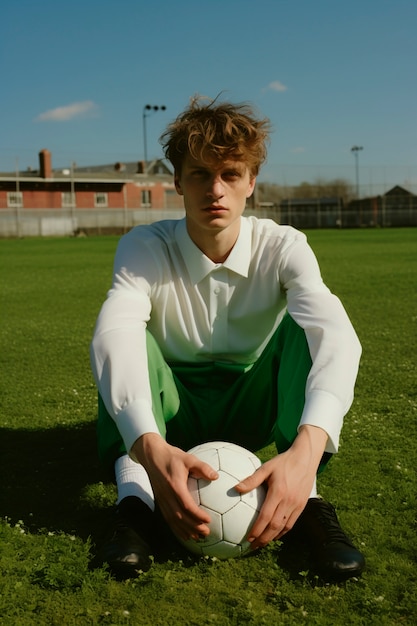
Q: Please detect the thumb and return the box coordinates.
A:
[235,466,265,493]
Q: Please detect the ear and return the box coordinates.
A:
[246,177,256,198]
[174,173,183,196]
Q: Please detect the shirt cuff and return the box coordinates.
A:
[115,399,160,461]
[297,389,345,453]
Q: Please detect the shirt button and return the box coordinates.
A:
[214,287,220,295]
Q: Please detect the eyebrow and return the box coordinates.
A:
[186,160,247,172]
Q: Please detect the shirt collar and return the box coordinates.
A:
[175,218,251,284]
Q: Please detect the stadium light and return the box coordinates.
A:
[142,104,166,166]
[351,145,363,198]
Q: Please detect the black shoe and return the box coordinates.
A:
[99,497,155,579]
[290,497,365,582]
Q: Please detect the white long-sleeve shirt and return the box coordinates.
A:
[90,216,361,456]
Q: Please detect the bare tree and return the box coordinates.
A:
[258,178,354,205]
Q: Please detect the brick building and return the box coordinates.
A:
[0,149,183,211]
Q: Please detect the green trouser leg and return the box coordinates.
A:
[97,314,332,473]
[97,330,180,472]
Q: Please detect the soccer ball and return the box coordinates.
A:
[178,441,266,559]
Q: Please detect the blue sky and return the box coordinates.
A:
[2,0,416,192]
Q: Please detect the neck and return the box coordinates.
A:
[186,218,241,263]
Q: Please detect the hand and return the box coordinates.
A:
[132,433,219,541]
[235,425,328,550]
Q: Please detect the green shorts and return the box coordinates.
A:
[97,314,331,471]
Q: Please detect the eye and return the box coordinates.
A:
[223,170,241,180]
[190,169,209,178]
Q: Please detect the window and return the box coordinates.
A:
[164,189,179,208]
[95,192,108,207]
[62,192,76,208]
[7,192,23,208]
[141,189,152,208]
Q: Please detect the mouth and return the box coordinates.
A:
[204,205,227,213]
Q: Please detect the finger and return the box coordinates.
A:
[153,480,211,539]
[174,478,212,523]
[172,504,212,541]
[235,466,267,493]
[249,511,290,549]
[172,515,211,541]
[188,458,219,481]
[247,491,281,543]
[246,479,294,545]
[167,473,215,539]
[158,492,211,541]
[250,504,302,550]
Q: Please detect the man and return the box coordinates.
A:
[90,96,365,581]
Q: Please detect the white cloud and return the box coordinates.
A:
[36,100,98,122]
[264,80,288,93]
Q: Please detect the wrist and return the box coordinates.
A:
[131,432,165,466]
[291,425,328,469]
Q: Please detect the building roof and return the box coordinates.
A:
[74,159,172,177]
[384,185,415,197]
[0,153,173,185]
[280,197,341,207]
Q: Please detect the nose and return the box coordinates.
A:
[207,175,224,201]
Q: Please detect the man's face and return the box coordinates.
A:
[175,154,256,240]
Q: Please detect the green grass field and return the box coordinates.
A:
[1,228,416,625]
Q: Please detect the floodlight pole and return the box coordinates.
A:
[142,104,166,167]
[351,145,363,198]
[15,157,21,237]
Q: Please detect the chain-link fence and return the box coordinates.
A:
[0,208,186,237]
[1,203,416,237]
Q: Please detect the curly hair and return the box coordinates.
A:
[159,95,271,176]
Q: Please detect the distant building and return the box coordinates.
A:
[345,185,417,227]
[0,149,184,211]
[278,197,343,228]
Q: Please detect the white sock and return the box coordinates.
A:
[114,454,155,512]
[309,477,318,499]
